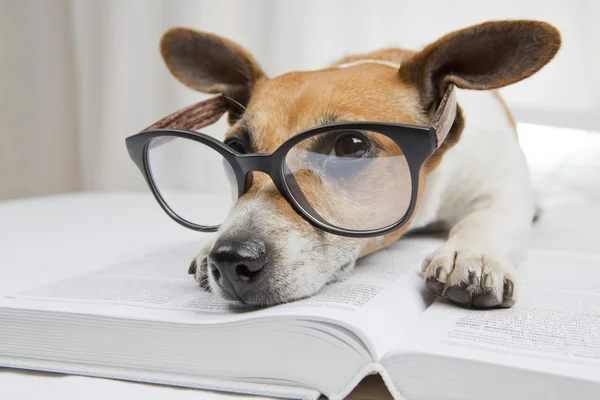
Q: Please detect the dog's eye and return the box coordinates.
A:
[225,138,246,154]
[331,132,370,158]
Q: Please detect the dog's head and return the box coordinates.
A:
[160,20,560,306]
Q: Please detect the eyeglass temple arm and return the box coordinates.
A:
[430,84,457,149]
[140,88,456,149]
[141,95,229,133]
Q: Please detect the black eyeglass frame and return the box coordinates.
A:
[126,85,457,238]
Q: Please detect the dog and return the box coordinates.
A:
[159,20,561,308]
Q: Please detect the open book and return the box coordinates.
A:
[2,232,600,399]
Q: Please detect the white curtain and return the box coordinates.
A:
[1,0,598,200]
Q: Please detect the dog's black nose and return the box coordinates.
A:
[208,237,267,299]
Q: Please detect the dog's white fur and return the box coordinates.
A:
[415,88,534,305]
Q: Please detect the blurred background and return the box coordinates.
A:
[1,0,599,202]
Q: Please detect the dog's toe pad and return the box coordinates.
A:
[444,283,472,305]
[426,277,444,295]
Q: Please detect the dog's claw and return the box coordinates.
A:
[435,267,447,283]
[499,279,515,308]
[188,259,197,275]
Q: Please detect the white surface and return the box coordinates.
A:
[2,189,600,399]
[1,370,259,400]
[0,192,431,399]
[0,193,275,400]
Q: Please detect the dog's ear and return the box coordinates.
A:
[160,27,265,121]
[398,20,561,108]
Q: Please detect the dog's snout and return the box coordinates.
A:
[208,237,267,299]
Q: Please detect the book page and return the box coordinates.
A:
[390,250,600,382]
[1,235,442,357]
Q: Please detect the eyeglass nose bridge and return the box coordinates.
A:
[233,153,281,194]
[235,153,275,175]
[231,151,330,229]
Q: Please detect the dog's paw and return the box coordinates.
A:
[422,245,517,308]
[188,244,213,292]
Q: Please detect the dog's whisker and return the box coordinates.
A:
[322,78,343,120]
[380,241,396,270]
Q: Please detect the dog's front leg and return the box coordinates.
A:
[422,199,533,308]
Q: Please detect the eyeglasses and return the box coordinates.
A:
[126,85,456,238]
